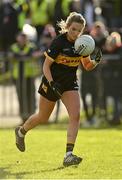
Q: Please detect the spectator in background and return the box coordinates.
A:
[80,21,108,127]
[14,0,30,31]
[90,20,109,119]
[80,0,95,31]
[105,32,122,52]
[39,25,56,49]
[0,0,18,74]
[0,0,18,51]
[39,24,56,66]
[10,32,40,123]
[90,21,108,49]
[29,0,50,42]
[100,0,122,28]
[101,31,122,125]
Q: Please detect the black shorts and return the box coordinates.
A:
[38,76,79,102]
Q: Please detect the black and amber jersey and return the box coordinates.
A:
[44,33,82,83]
[44,33,82,67]
[39,33,97,100]
[44,32,97,87]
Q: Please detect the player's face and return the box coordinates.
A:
[67,22,84,42]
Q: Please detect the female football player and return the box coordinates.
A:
[15,12,102,167]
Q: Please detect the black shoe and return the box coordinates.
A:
[15,126,25,152]
[63,154,82,167]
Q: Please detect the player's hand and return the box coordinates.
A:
[50,81,62,98]
[94,49,102,63]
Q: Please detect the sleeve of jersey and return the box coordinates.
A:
[44,38,61,61]
[81,56,97,71]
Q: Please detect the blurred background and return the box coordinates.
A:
[0,0,122,128]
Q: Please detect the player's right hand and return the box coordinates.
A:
[50,81,62,98]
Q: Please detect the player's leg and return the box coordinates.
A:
[61,91,82,166]
[23,95,56,131]
[15,95,56,152]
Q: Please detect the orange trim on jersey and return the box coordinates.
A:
[81,56,97,71]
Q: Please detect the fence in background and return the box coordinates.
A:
[0,52,122,124]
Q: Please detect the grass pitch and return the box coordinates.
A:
[0,123,122,179]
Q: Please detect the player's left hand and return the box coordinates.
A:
[94,49,102,63]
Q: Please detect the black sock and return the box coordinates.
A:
[20,127,27,135]
[66,143,74,153]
